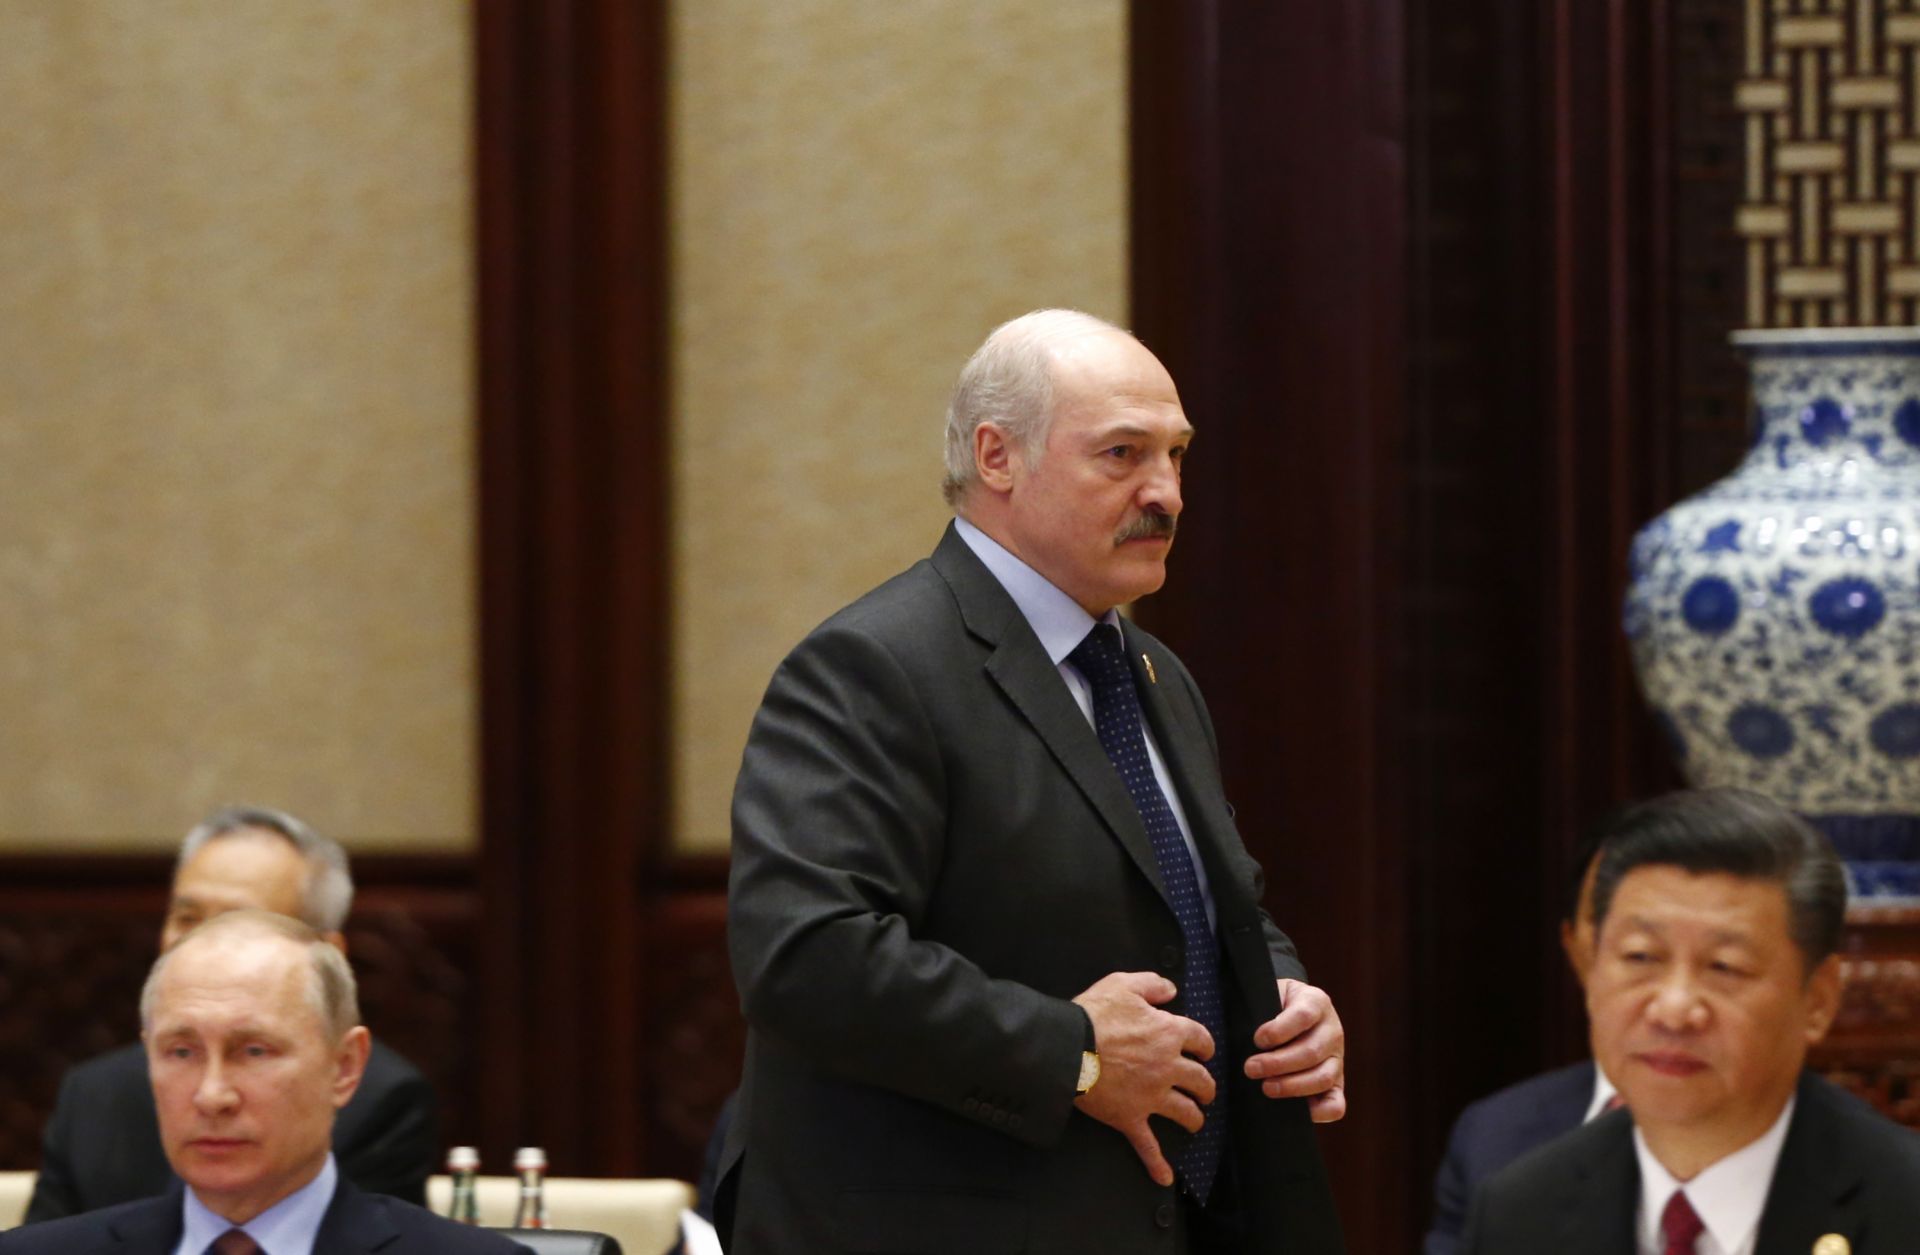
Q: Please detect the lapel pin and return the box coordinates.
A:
[1813,1236,1851,1255]
[1141,653,1158,684]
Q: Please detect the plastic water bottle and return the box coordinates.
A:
[512,1146,549,1228]
[446,1146,480,1224]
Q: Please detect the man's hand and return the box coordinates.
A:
[1244,978,1347,1123]
[1071,971,1217,1187]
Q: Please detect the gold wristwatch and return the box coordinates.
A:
[1076,1050,1101,1094]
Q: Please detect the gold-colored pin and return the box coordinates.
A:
[1142,654,1158,684]
[1814,1235,1852,1255]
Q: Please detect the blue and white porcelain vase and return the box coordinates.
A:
[1624,328,1920,898]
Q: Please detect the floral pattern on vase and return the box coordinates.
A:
[1624,328,1920,898]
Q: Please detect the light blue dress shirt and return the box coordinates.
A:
[174,1152,337,1255]
[954,516,1217,930]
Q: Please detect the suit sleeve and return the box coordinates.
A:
[728,623,1087,1147]
[1422,1108,1476,1255]
[22,1069,85,1224]
[334,1060,438,1206]
[1457,1182,1489,1255]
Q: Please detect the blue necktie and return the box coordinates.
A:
[1069,622,1227,1202]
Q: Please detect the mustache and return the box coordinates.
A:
[1115,511,1177,544]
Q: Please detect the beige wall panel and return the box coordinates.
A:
[671,1,1127,853]
[0,1,475,851]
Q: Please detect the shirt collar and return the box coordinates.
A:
[953,516,1117,663]
[181,1153,338,1255]
[1633,1096,1795,1255]
[1583,1063,1620,1123]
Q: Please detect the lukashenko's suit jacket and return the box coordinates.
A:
[1461,1072,1920,1254]
[723,526,1342,1254]
[1424,1060,1595,1255]
[25,1039,437,1223]
[0,1179,533,1254]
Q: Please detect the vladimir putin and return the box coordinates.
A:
[0,910,527,1253]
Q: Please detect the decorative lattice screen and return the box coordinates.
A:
[1737,0,1920,327]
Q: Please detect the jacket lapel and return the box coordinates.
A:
[104,1188,186,1254]
[1124,625,1260,926]
[1754,1075,1867,1255]
[931,527,1174,909]
[1558,1111,1641,1254]
[312,1179,399,1253]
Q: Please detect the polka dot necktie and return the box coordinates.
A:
[1070,622,1227,1203]
[208,1230,261,1255]
[1660,1190,1704,1255]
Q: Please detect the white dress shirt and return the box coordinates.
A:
[174,1153,337,1255]
[1633,1097,1795,1255]
[954,516,1216,930]
[1582,1065,1620,1123]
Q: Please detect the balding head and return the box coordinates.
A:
[941,309,1132,508]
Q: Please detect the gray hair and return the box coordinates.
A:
[1589,787,1848,974]
[940,309,1130,507]
[140,909,362,1042]
[179,805,353,932]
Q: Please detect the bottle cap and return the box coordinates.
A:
[447,1146,479,1171]
[513,1146,547,1171]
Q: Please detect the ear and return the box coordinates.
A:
[1803,953,1844,1044]
[1558,918,1589,988]
[331,1025,373,1110]
[973,422,1018,494]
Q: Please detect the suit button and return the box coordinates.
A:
[1008,1114,1023,1131]
[1155,1202,1175,1228]
[1160,945,1181,971]
[962,1097,979,1114]
[990,1109,1008,1127]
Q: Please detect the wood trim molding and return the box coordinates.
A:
[474,0,671,1174]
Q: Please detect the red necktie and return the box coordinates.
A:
[209,1230,261,1255]
[1660,1190,1704,1255]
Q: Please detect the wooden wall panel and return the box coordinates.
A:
[1131,0,1746,1246]
[0,857,479,1174]
[0,859,733,1184]
[639,886,740,1182]
[1129,5,1413,1248]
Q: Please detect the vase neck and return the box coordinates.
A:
[1740,345,1920,472]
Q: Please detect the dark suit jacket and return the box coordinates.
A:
[0,1178,533,1254]
[25,1039,437,1223]
[723,526,1342,1254]
[1424,1060,1595,1255]
[1461,1072,1920,1254]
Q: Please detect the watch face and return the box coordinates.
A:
[1078,1051,1100,1092]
